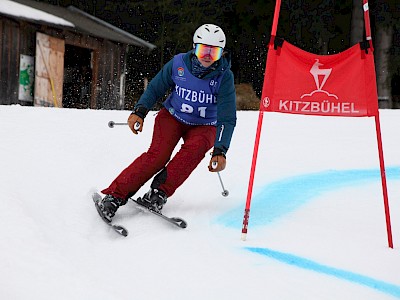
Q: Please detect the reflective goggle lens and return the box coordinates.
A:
[194,44,223,61]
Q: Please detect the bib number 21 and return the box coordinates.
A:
[180,103,207,118]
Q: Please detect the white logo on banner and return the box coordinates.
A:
[276,58,360,115]
[262,97,270,108]
[301,59,338,100]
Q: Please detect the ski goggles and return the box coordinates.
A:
[194,44,223,61]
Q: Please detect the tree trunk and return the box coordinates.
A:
[350,0,364,45]
[375,25,393,108]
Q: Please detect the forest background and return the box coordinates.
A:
[35,0,400,109]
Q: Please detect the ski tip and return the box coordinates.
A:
[92,192,102,203]
[171,217,187,229]
[88,187,99,197]
[113,226,128,237]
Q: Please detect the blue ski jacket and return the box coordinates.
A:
[134,50,236,154]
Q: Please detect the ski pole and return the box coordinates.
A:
[217,172,229,197]
[212,161,229,197]
[108,121,140,131]
[108,121,127,128]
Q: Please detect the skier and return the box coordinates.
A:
[98,24,236,221]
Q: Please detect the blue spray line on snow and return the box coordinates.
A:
[216,167,400,229]
[245,247,400,299]
[215,167,400,298]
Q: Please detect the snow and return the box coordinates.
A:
[0,0,74,27]
[1,105,400,299]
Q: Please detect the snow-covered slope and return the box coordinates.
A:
[1,105,400,299]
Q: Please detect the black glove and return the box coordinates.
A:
[132,105,149,119]
[128,106,149,134]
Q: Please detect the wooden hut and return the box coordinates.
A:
[0,0,156,109]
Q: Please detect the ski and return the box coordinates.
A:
[92,192,128,237]
[131,197,188,229]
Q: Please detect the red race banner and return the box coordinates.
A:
[260,40,378,117]
[242,0,393,249]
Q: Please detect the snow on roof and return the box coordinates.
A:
[1,0,155,49]
[0,0,74,27]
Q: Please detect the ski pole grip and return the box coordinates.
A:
[134,121,141,131]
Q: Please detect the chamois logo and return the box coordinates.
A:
[301,59,338,99]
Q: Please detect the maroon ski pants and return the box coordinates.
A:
[101,108,216,199]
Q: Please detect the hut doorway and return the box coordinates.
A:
[34,32,65,107]
[63,44,93,108]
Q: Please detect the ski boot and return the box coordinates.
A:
[137,188,167,213]
[99,194,126,221]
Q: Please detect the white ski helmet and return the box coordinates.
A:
[193,24,226,48]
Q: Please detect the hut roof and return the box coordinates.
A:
[1,0,156,50]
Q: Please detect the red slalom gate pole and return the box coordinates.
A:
[363,0,392,248]
[241,0,281,241]
[241,110,264,241]
[362,0,372,41]
[374,113,393,248]
[270,0,281,37]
